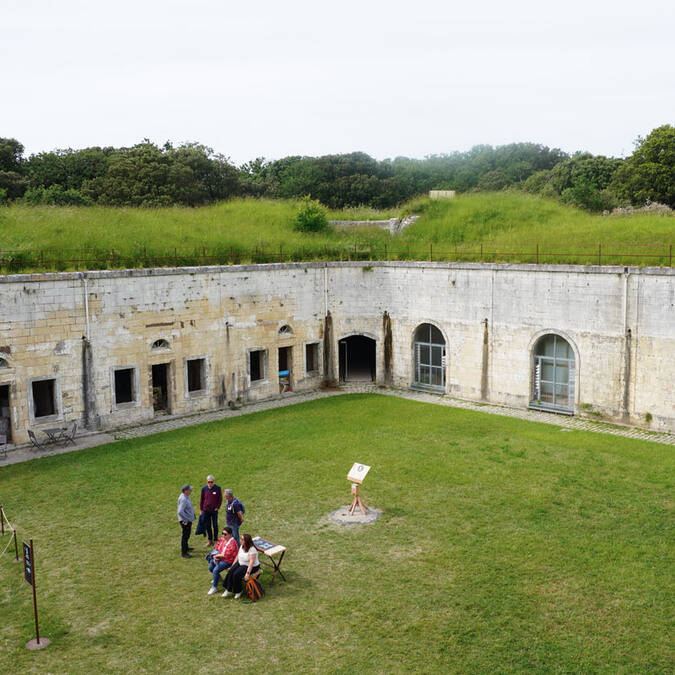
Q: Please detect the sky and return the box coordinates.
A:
[2,0,673,164]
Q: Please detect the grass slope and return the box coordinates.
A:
[0,193,672,271]
[401,193,674,265]
[0,395,672,673]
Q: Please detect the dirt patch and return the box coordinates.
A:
[328,506,382,525]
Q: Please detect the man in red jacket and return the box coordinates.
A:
[200,475,223,546]
[207,527,238,595]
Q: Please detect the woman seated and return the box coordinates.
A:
[222,533,260,599]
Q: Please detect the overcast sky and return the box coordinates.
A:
[2,0,673,164]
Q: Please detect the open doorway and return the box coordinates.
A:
[339,335,376,382]
[278,346,292,392]
[0,385,11,443]
[152,363,170,414]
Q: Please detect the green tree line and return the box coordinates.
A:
[1,125,673,211]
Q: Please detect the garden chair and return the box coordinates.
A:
[60,421,77,446]
[0,434,6,460]
[28,430,47,450]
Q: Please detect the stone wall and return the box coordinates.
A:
[0,262,672,444]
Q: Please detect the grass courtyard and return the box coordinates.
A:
[0,394,672,673]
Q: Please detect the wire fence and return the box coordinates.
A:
[0,242,672,272]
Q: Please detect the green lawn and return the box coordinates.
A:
[1,193,672,271]
[0,395,672,673]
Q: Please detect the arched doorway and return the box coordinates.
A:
[531,333,575,412]
[339,335,376,382]
[412,323,446,391]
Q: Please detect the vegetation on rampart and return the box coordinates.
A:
[0,193,671,271]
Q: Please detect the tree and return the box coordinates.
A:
[0,138,27,199]
[611,125,675,207]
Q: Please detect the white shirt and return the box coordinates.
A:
[237,546,259,567]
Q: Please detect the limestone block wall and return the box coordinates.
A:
[0,261,673,445]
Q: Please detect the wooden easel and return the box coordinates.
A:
[348,482,367,516]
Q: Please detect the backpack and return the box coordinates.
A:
[245,576,264,601]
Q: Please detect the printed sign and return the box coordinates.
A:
[347,462,371,484]
[23,541,33,587]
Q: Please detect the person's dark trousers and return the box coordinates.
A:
[180,521,192,554]
[203,510,218,543]
[224,562,260,594]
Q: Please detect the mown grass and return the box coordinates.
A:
[0,395,672,674]
[0,193,672,272]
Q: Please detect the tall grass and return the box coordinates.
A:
[0,194,672,272]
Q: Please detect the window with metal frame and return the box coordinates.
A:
[531,334,575,412]
[413,323,446,390]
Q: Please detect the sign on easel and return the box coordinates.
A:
[23,540,50,651]
[347,463,371,515]
[347,463,370,484]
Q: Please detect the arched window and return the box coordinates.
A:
[279,325,293,336]
[532,334,575,412]
[151,339,170,350]
[413,323,446,390]
[0,358,8,368]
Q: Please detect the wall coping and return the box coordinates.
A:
[1,260,673,284]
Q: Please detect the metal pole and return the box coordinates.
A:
[430,244,433,262]
[31,539,40,644]
[598,243,601,266]
[0,506,4,535]
[13,528,21,562]
[536,243,539,265]
[670,244,672,267]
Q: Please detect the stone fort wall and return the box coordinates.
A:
[0,261,673,444]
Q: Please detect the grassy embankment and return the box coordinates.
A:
[0,193,672,271]
[0,395,672,673]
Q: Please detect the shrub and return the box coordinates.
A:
[292,196,329,233]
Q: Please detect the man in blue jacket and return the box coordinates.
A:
[177,484,196,558]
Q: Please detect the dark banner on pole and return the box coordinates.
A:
[23,541,34,587]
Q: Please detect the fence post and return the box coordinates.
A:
[384,243,387,260]
[430,244,433,262]
[536,243,539,265]
[279,244,283,262]
[480,243,483,261]
[111,249,115,266]
[670,244,672,267]
[598,243,601,266]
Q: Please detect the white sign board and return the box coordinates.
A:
[347,462,371,484]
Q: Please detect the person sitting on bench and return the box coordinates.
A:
[222,533,260,599]
[207,527,238,595]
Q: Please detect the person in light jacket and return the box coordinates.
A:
[177,484,196,558]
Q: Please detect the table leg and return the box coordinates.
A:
[269,550,286,584]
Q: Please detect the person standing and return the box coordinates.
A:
[224,489,244,544]
[177,484,196,558]
[200,475,223,547]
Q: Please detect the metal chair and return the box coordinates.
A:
[60,421,77,447]
[28,430,46,449]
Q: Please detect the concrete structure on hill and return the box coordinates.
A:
[0,261,673,445]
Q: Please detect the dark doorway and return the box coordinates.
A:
[0,385,11,443]
[278,346,292,392]
[152,363,170,414]
[339,336,376,382]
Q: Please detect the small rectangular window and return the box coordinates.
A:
[114,368,135,405]
[187,358,206,392]
[32,379,56,418]
[305,343,319,373]
[250,350,265,382]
